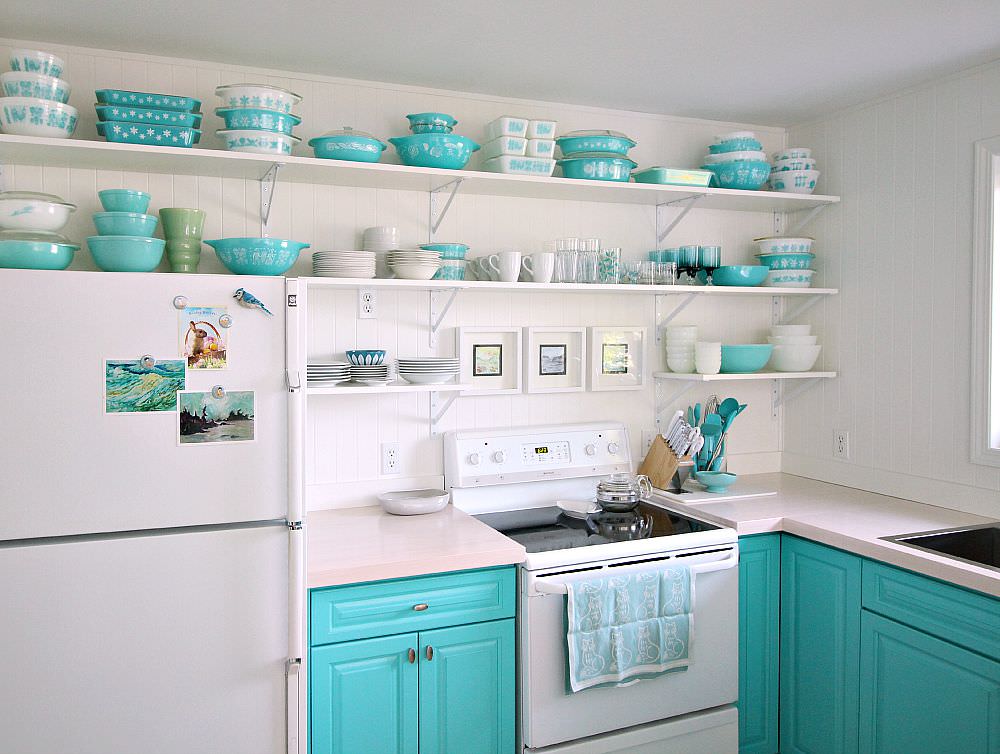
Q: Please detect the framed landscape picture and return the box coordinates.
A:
[588,326,646,390]
[523,327,586,393]
[456,327,522,394]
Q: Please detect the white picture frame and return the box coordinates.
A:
[456,327,522,395]
[523,327,587,393]
[588,326,646,391]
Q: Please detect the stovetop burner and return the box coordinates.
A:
[474,501,721,554]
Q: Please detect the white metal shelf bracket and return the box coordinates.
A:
[428,178,465,241]
[771,377,823,417]
[655,293,698,342]
[259,162,284,237]
[428,289,460,347]
[429,391,460,434]
[655,194,703,246]
[779,294,824,325]
[654,380,698,428]
[786,203,830,237]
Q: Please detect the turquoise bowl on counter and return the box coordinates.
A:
[419,243,469,259]
[389,134,479,170]
[2,72,71,103]
[215,107,301,135]
[720,344,773,373]
[558,153,637,182]
[694,471,738,493]
[205,237,309,276]
[556,130,636,156]
[309,127,386,162]
[0,230,77,269]
[97,120,200,148]
[701,160,771,190]
[755,252,815,270]
[406,112,457,132]
[710,265,769,286]
[92,211,158,237]
[95,89,201,113]
[87,235,165,272]
[94,104,202,128]
[98,189,151,214]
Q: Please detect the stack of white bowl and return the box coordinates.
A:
[388,249,441,280]
[665,325,697,373]
[766,324,821,372]
[396,357,460,385]
[0,49,78,139]
[312,250,376,278]
[349,364,390,385]
[695,341,722,375]
[306,362,351,384]
[769,147,820,194]
[363,226,398,278]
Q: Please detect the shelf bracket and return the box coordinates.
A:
[655,292,698,342]
[428,178,465,241]
[259,162,284,237]
[654,380,698,429]
[779,294,824,325]
[771,377,823,417]
[428,289,459,347]
[786,203,829,237]
[655,194,703,246]
[429,391,460,434]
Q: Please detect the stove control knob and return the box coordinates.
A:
[584,443,597,456]
[607,441,620,454]
[492,450,506,463]
[468,452,481,466]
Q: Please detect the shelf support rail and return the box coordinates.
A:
[771,377,823,417]
[428,289,460,347]
[778,294,825,325]
[429,391,460,434]
[785,202,830,237]
[428,178,465,241]
[654,380,698,429]
[259,162,284,237]
[655,292,698,342]
[655,194,703,246]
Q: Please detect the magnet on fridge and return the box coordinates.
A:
[233,288,273,316]
[139,354,156,368]
[172,295,189,310]
[218,313,233,328]
[210,385,226,400]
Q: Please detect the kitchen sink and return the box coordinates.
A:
[882,523,1000,572]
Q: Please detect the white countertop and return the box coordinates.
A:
[651,473,1000,598]
[307,504,526,589]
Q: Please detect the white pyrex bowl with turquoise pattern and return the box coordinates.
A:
[765,269,815,288]
[0,97,78,137]
[217,129,299,156]
[754,237,814,255]
[0,191,75,231]
[215,83,301,113]
[1,72,71,103]
[9,49,65,78]
[769,169,820,194]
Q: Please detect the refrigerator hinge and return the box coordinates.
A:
[286,658,302,671]
[285,368,301,392]
[286,520,303,530]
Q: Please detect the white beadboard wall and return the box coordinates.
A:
[784,58,1000,519]
[1,37,794,510]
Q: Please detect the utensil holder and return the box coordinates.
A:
[668,458,696,493]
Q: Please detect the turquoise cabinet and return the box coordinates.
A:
[737,534,780,754]
[859,610,1000,754]
[418,621,515,754]
[780,535,862,754]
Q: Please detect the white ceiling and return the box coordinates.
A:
[5,0,1000,125]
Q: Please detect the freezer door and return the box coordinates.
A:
[0,524,288,754]
[0,270,288,539]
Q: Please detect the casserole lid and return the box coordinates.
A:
[559,129,634,141]
[314,126,384,142]
[214,82,302,101]
[0,190,76,209]
[0,229,78,246]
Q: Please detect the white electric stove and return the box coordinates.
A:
[444,423,740,754]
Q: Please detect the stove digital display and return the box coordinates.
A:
[535,446,548,454]
[520,440,570,464]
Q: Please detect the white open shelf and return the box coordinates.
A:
[654,371,837,381]
[0,134,840,211]
[305,381,469,396]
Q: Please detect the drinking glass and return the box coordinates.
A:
[678,245,700,283]
[555,250,578,282]
[580,238,601,253]
[599,247,622,283]
[622,261,641,284]
[699,245,722,285]
[577,251,600,283]
[555,237,580,253]
[657,261,677,285]
[639,260,658,285]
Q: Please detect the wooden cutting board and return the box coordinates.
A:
[638,434,680,491]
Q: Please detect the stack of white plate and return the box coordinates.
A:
[388,249,441,281]
[312,250,376,278]
[396,357,460,385]
[307,362,351,384]
[350,364,390,385]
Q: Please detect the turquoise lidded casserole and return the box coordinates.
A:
[309,127,387,162]
[389,133,479,170]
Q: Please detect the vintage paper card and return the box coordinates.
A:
[180,306,229,370]
[104,358,186,414]
[178,390,255,445]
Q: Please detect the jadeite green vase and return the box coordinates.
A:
[160,208,205,273]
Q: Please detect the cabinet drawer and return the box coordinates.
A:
[310,566,516,646]
[862,561,1000,660]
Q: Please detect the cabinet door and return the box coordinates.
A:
[738,534,780,754]
[418,619,515,754]
[781,536,862,754]
[860,610,1000,754]
[310,633,418,754]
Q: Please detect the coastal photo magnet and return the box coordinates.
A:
[104,358,186,414]
[179,306,229,370]
[177,389,255,445]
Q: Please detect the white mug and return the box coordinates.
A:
[490,251,522,283]
[522,252,555,283]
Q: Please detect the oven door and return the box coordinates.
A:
[519,543,739,750]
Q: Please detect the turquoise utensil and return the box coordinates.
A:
[694,403,702,426]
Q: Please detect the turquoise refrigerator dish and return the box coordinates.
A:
[95,89,201,113]
[87,235,165,272]
[97,120,200,147]
[389,133,479,169]
[95,104,202,128]
[720,344,773,373]
[215,107,301,135]
[701,160,771,190]
[557,153,636,182]
[205,237,309,276]
[556,129,636,156]
[0,230,77,270]
[632,167,713,186]
[309,127,386,162]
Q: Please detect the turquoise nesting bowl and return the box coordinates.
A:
[98,189,151,214]
[711,265,769,286]
[708,138,763,153]
[720,344,773,373]
[93,211,158,237]
[694,471,738,493]
[346,349,386,366]
[702,160,771,190]
[756,252,814,270]
[389,134,479,170]
[406,112,457,131]
[419,243,469,259]
[87,236,165,272]
[0,234,78,270]
[204,237,309,276]
[215,107,301,135]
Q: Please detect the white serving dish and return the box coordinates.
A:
[773,147,812,162]
[215,83,301,113]
[716,130,756,142]
[765,269,815,288]
[9,49,65,78]
[397,372,458,385]
[767,335,818,345]
[772,157,817,172]
[377,488,450,516]
[769,344,822,372]
[526,139,555,158]
[485,115,528,141]
[754,236,814,255]
[770,324,811,336]
[217,129,299,155]
[0,191,75,231]
[528,119,557,139]
[390,263,440,280]
[769,169,820,194]
[702,150,767,164]
[0,97,77,138]
[482,155,556,177]
[480,135,527,160]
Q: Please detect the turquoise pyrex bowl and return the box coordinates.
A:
[0,230,77,269]
[558,153,637,182]
[87,236,165,272]
[755,252,815,270]
[346,349,386,365]
[419,243,469,259]
[95,89,201,113]
[95,104,202,128]
[309,127,386,162]
[215,107,301,135]
[694,471,738,493]
[406,112,457,130]
[99,189,151,214]
[556,130,636,156]
[720,344,773,373]
[433,261,466,280]
[96,121,200,148]
[2,72,71,103]
[389,134,479,169]
[708,137,763,153]
[93,212,158,237]
[205,237,309,276]
[701,160,771,190]
[710,265,769,286]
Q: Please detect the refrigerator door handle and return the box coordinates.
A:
[287,524,305,754]
[285,277,304,524]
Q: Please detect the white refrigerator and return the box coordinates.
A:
[0,269,304,754]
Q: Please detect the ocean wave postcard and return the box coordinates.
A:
[178,390,255,445]
[180,306,229,370]
[105,359,186,414]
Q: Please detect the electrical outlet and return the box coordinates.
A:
[381,442,401,475]
[358,288,377,319]
[833,430,850,460]
[641,430,659,455]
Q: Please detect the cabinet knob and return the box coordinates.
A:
[413,603,429,612]
[425,646,433,661]
[407,648,416,664]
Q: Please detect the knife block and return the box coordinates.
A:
[638,435,694,492]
